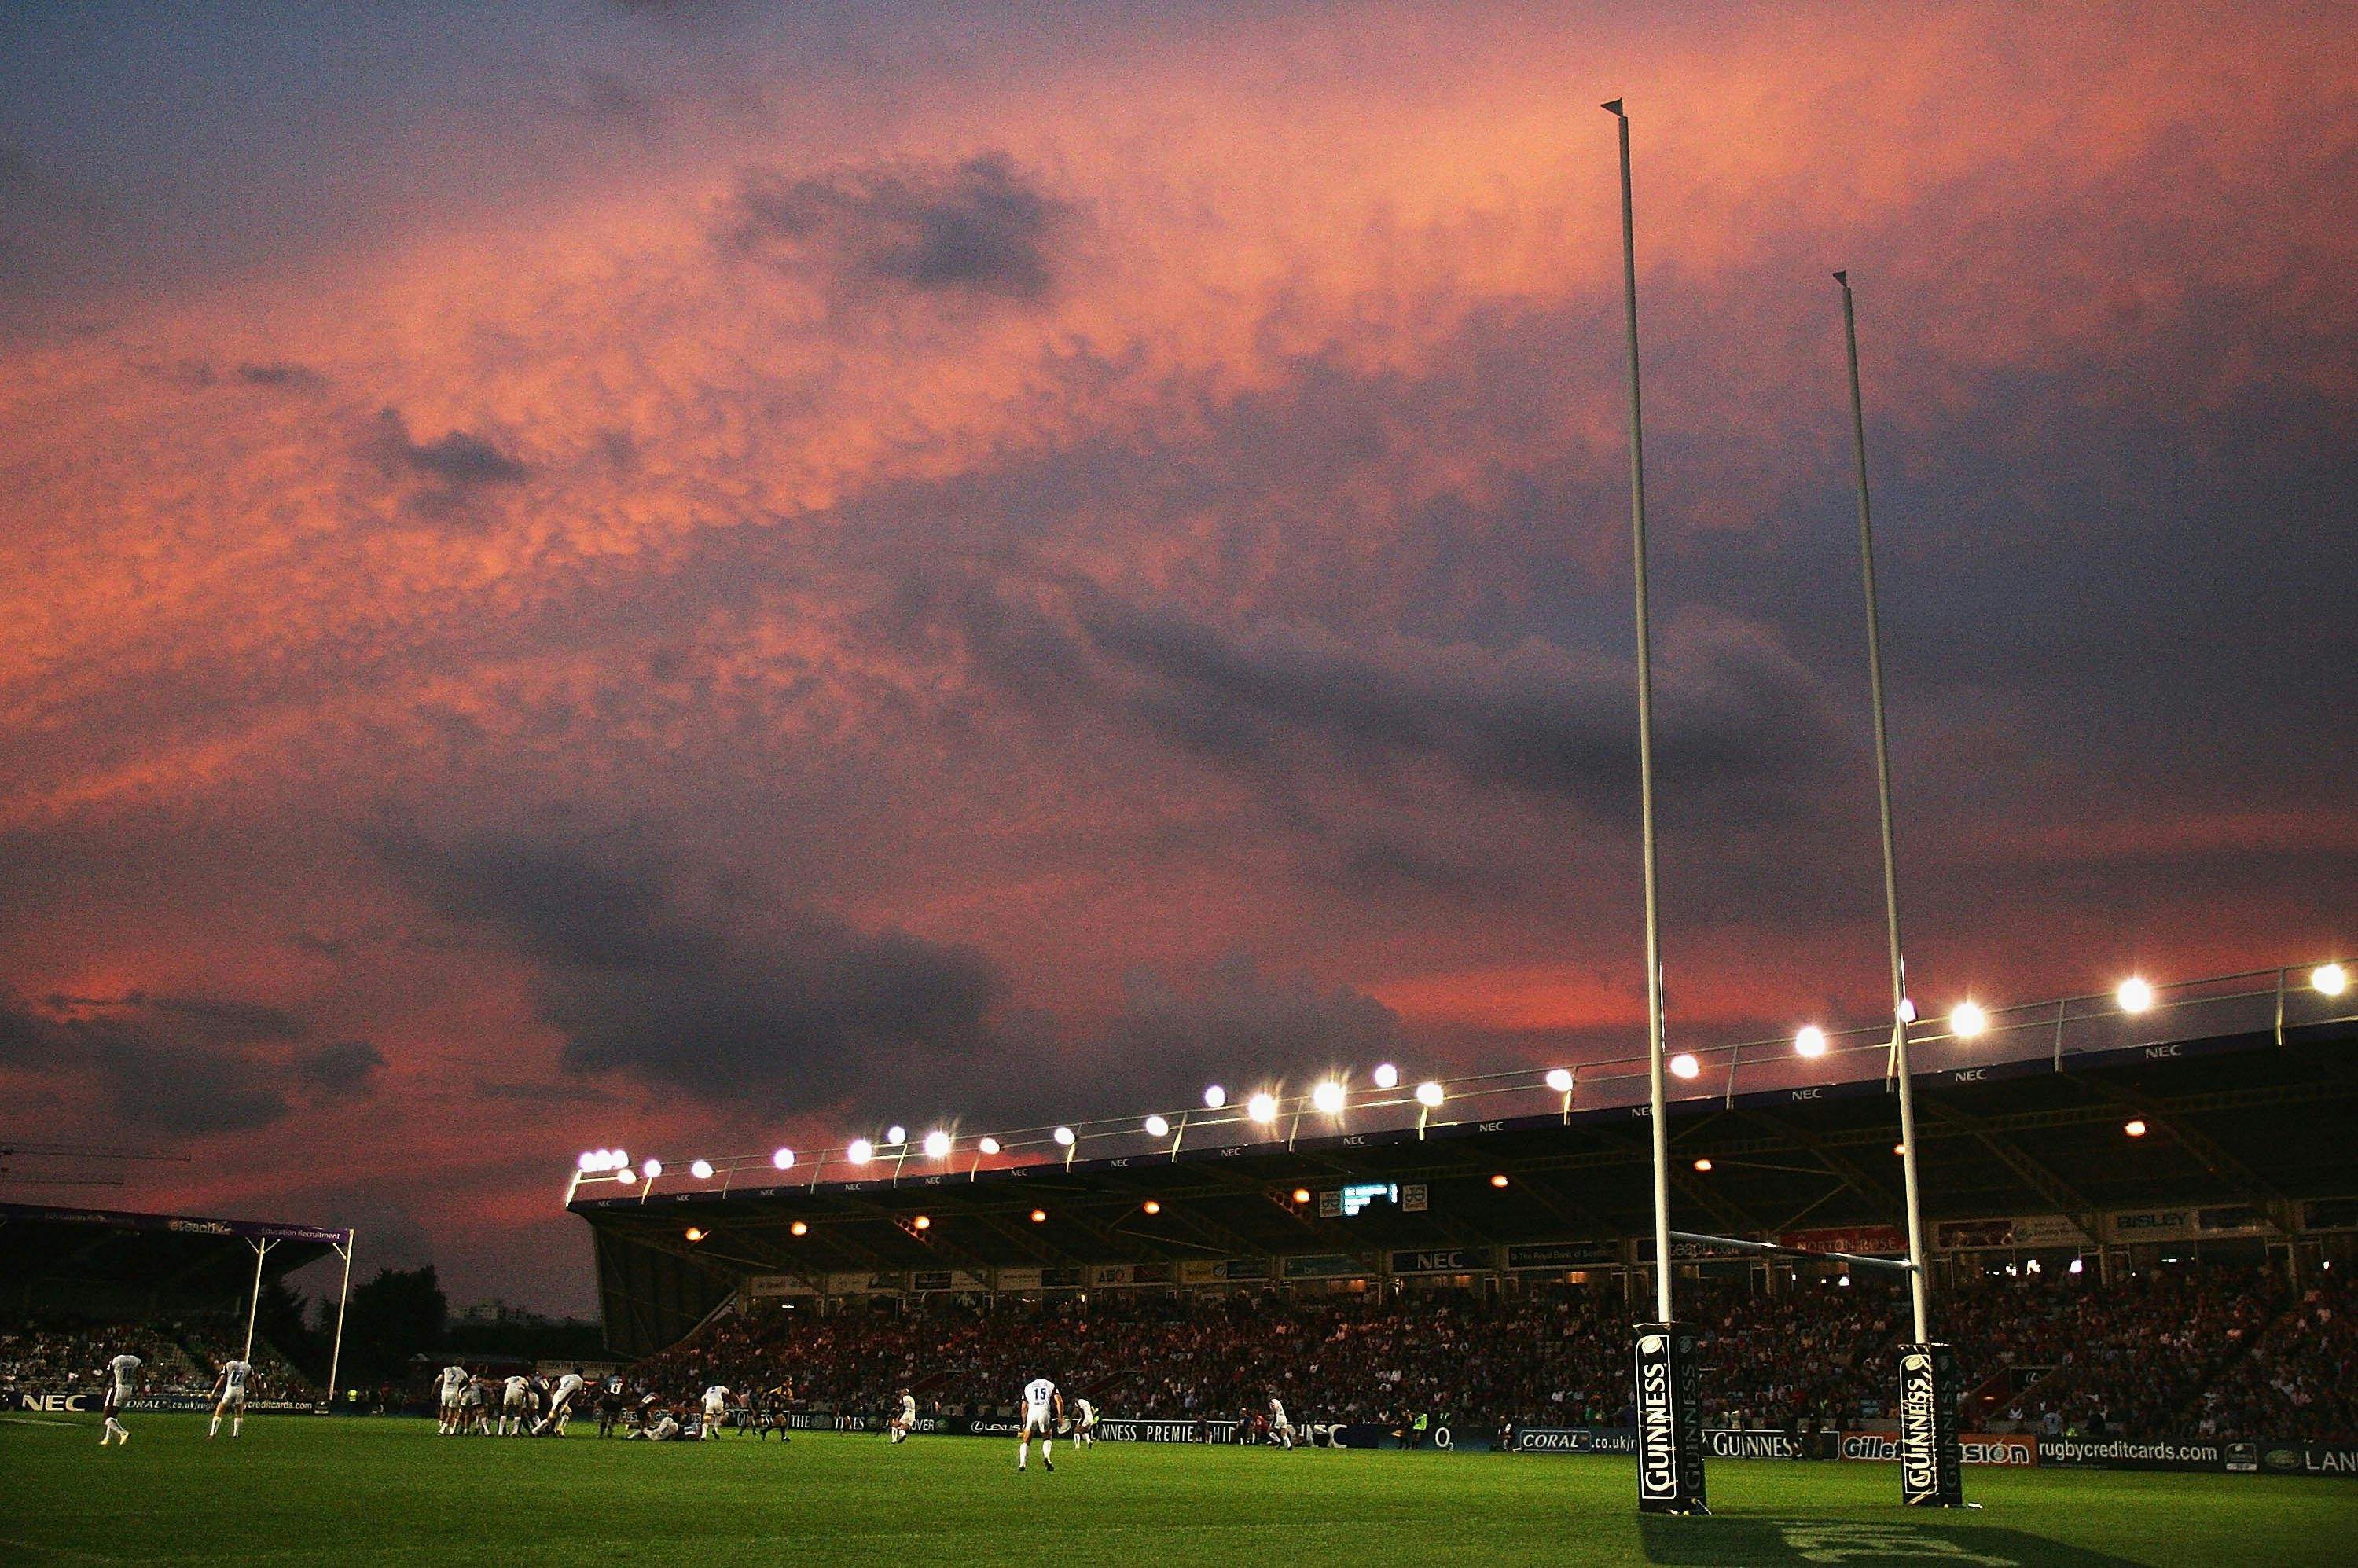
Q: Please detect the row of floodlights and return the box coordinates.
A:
[578,967,2349,1183]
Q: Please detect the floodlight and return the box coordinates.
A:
[772,1147,795,1170]
[1489,1173,1509,1188]
[641,1159,663,1179]
[2315,964,2349,997]
[1693,1159,1713,1173]
[1415,1081,1445,1108]
[913,1215,931,1231]
[2067,1257,2083,1275]
[1372,1063,1399,1090]
[790,1221,808,1236]
[1897,997,1918,1024]
[1247,1092,1279,1124]
[1893,1143,1908,1155]
[1794,1026,1827,1059]
[2117,976,2154,1013]
[1669,1053,1700,1080]
[690,1159,714,1181]
[923,1130,951,1159]
[685,1227,705,1242]
[1029,1209,1047,1224]
[847,1138,875,1165]
[1143,1200,1162,1215]
[1052,1126,1076,1148]
[1311,1081,1346,1115]
[1949,1002,1987,1040]
[978,1137,1001,1155]
[615,1168,636,1185]
[1544,1067,1574,1093]
[613,1149,628,1169]
[1291,1188,1312,1204]
[884,1125,906,1146]
[1144,1114,1170,1139]
[2125,1118,2148,1138]
[1203,1085,1227,1109]
[578,1151,598,1172]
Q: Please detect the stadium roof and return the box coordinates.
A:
[575,985,2358,1353]
[0,1202,348,1319]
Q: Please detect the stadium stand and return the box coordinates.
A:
[0,1203,346,1408]
[623,1262,2358,1444]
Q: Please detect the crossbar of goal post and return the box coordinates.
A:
[1666,1230,1916,1276]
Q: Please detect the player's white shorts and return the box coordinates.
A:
[441,1390,463,1409]
[703,1401,725,1420]
[219,1389,246,1409]
[1022,1407,1054,1438]
[503,1390,526,1411]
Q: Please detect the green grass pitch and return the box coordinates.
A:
[5,1416,2354,1566]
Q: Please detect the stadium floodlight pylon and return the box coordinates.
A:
[1837,271,1966,1507]
[1602,96,1706,1517]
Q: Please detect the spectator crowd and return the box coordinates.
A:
[627,1261,2358,1443]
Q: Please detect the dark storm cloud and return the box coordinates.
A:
[366,827,1010,1107]
[368,407,531,489]
[234,360,321,389]
[722,152,1067,302]
[921,575,1846,827]
[295,1039,385,1100]
[1106,951,1402,1085]
[0,989,310,1135]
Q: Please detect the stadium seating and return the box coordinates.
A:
[0,1315,319,1401]
[625,1261,2356,1443]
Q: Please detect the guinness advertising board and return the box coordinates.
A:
[1633,1323,1706,1513]
[1897,1343,1965,1506]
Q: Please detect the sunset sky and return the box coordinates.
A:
[2,2,2351,1313]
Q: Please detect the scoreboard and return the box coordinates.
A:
[1316,1182,1428,1217]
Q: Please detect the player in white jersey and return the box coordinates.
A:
[888,1389,918,1444]
[207,1357,253,1438]
[534,1370,586,1435]
[1268,1396,1295,1449]
[436,1364,471,1434]
[1072,1396,1096,1446]
[461,1375,491,1434]
[99,1352,141,1446]
[1016,1375,1061,1472]
[500,1374,531,1435]
[700,1384,730,1439]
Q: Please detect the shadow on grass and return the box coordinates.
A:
[1638,1514,2145,1566]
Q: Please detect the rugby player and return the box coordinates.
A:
[98,1350,140,1446]
[1016,1375,1061,1472]
[205,1354,252,1439]
[435,1362,470,1434]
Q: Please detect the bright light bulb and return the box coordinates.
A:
[978,1137,1001,1155]
[578,1151,598,1172]
[1693,1159,1713,1173]
[2314,964,2349,997]
[1372,1063,1399,1090]
[2125,1118,2148,1138]
[790,1220,808,1236]
[1794,1026,1827,1059]
[923,1130,951,1159]
[2117,977,2154,1013]
[1544,1067,1574,1094]
[773,1148,796,1170]
[612,1150,628,1170]
[690,1159,714,1181]
[847,1139,874,1165]
[1489,1173,1509,1188]
[1416,1081,1445,1109]
[1312,1081,1346,1115]
[1669,1053,1700,1081]
[1142,1199,1162,1216]
[1203,1085,1227,1109]
[884,1125,905,1146]
[1897,997,1918,1024]
[1144,1114,1170,1139]
[1052,1126,1076,1148]
[641,1159,663,1180]
[1247,1092,1279,1124]
[615,1167,636,1185]
[912,1215,931,1231]
[1949,1002,1987,1039]
[1029,1209,1047,1224]
[685,1227,705,1242]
